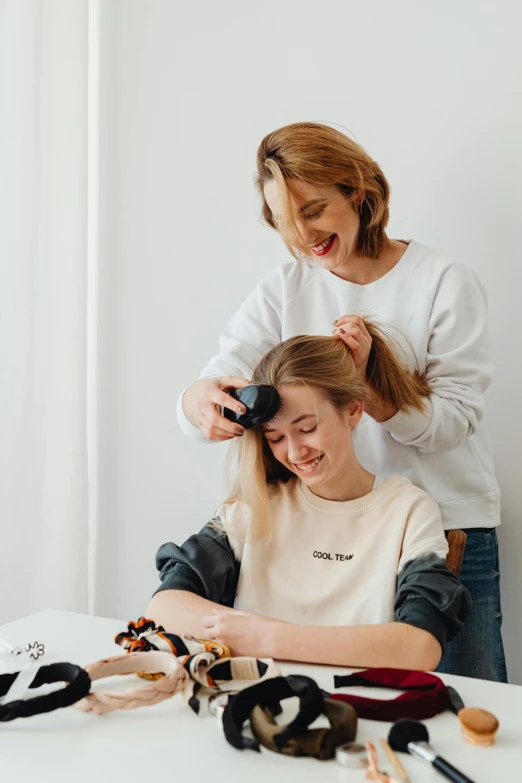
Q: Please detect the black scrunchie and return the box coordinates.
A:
[0,662,91,722]
[223,674,325,752]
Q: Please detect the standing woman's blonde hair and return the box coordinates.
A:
[256,122,390,260]
[226,321,431,541]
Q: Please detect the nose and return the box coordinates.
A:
[296,219,317,247]
[286,437,310,464]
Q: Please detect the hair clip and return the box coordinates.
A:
[24,641,45,660]
[365,741,400,783]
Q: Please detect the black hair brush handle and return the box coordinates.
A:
[433,756,475,783]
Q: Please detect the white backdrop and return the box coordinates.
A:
[2,0,521,681]
[93,0,522,680]
[0,0,90,623]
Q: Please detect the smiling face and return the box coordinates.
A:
[263,178,362,275]
[262,383,364,498]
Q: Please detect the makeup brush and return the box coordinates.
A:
[223,384,282,429]
[388,719,476,783]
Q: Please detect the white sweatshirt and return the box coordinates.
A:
[177,240,500,530]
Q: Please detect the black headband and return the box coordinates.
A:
[222,675,325,752]
[0,662,91,722]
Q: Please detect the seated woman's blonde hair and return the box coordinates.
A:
[225,321,430,541]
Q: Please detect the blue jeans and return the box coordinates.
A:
[437,529,507,682]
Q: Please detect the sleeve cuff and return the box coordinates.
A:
[153,564,205,597]
[176,387,214,442]
[396,597,448,649]
[380,401,432,441]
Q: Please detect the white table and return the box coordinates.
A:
[0,610,520,782]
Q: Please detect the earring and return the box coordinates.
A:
[359,202,363,215]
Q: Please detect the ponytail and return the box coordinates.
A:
[364,321,430,413]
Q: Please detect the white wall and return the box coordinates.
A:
[95,1,522,681]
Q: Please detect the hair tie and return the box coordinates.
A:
[331,668,450,721]
[114,618,231,679]
[115,617,230,657]
[74,651,187,715]
[0,663,91,722]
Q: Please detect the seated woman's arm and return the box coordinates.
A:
[146,520,241,637]
[276,620,442,671]
[201,612,442,671]
[146,590,229,639]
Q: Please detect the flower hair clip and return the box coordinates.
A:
[14,642,45,660]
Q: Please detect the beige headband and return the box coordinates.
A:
[74,651,188,715]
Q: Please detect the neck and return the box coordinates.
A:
[329,239,406,285]
[307,461,375,502]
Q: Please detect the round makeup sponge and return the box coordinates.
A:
[458,707,499,746]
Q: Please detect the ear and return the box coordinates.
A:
[352,194,365,216]
[347,399,364,427]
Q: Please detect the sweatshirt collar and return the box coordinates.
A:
[298,475,404,514]
[311,239,415,293]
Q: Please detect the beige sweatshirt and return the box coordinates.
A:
[220,475,448,626]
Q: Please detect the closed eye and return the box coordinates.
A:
[304,207,325,220]
[267,425,317,444]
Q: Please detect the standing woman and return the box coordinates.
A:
[178,122,506,682]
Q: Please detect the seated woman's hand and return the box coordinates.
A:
[201,608,282,658]
[182,376,250,440]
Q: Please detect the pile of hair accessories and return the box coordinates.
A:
[1,619,500,781]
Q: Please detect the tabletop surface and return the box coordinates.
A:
[0,609,520,782]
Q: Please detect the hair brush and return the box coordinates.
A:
[388,719,475,783]
[223,384,281,429]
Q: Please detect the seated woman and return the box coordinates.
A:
[147,323,471,670]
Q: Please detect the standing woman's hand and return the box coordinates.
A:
[333,315,373,382]
[182,376,251,441]
[333,314,398,422]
